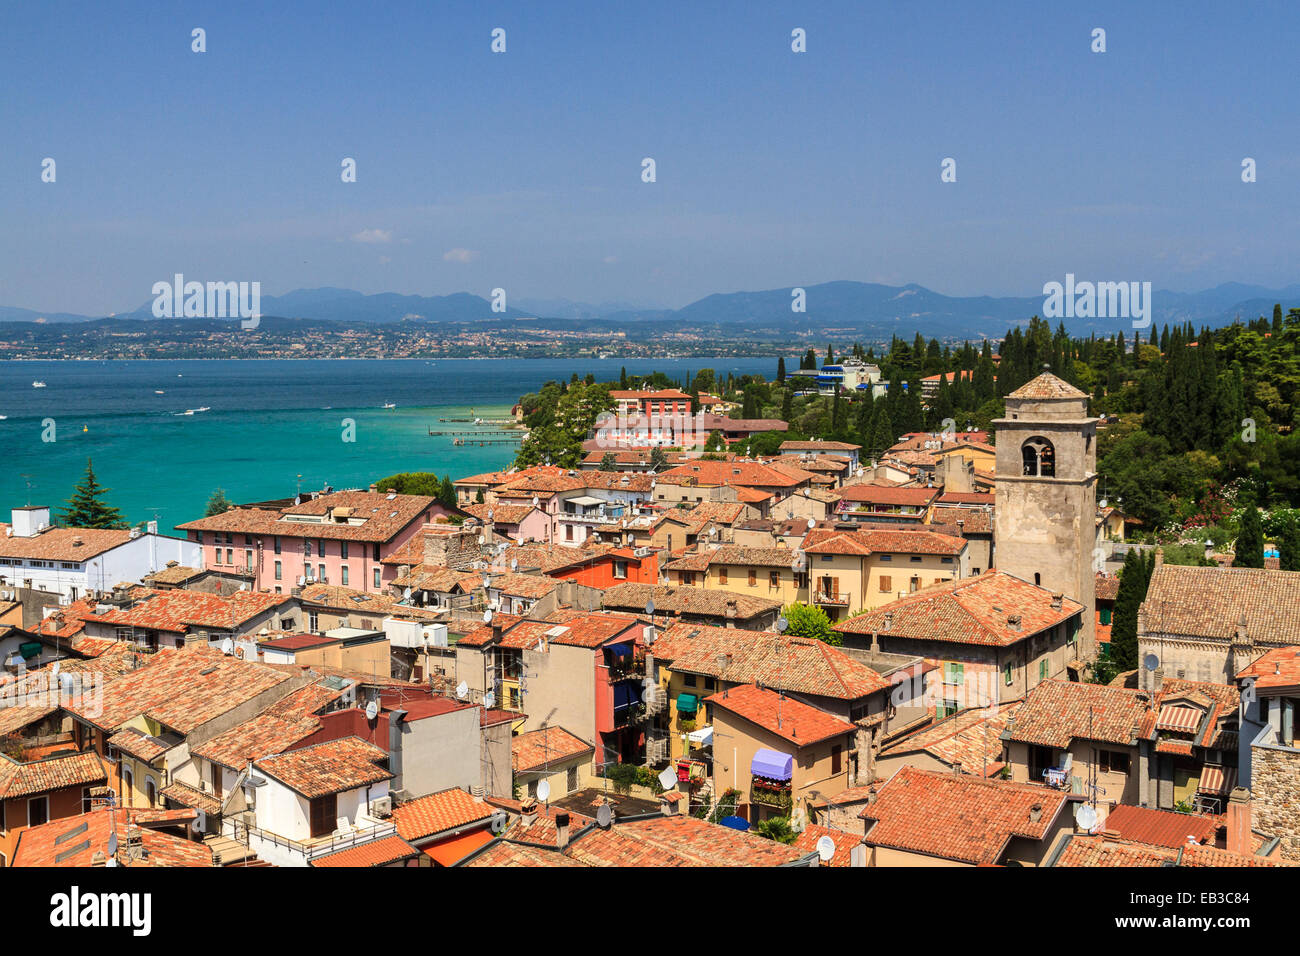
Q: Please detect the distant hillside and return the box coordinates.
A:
[5,280,1298,340]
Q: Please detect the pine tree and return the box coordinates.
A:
[1233,504,1265,568]
[204,488,234,517]
[61,458,127,529]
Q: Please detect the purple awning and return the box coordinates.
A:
[750,748,793,781]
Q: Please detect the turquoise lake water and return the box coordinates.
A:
[0,358,778,531]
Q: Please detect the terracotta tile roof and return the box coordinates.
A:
[391,563,475,592]
[837,484,938,507]
[11,808,214,867]
[670,629,889,700]
[1142,565,1300,645]
[297,584,397,613]
[64,646,292,733]
[881,701,1020,773]
[0,750,107,799]
[706,683,856,746]
[1007,679,1149,748]
[160,780,222,816]
[191,713,320,770]
[255,737,391,798]
[862,766,1069,865]
[464,841,584,867]
[794,823,860,866]
[310,834,418,867]
[600,583,780,621]
[107,728,173,763]
[452,614,525,648]
[80,587,292,634]
[1051,834,1292,867]
[1236,645,1300,690]
[836,571,1083,647]
[0,702,58,736]
[178,490,436,543]
[263,681,344,719]
[704,545,802,569]
[484,571,562,599]
[392,787,494,842]
[0,525,132,562]
[1006,372,1087,400]
[803,527,965,556]
[512,726,594,773]
[664,551,714,572]
[1094,573,1120,602]
[936,492,996,506]
[562,815,810,867]
[780,440,861,452]
[464,502,540,525]
[658,461,806,489]
[1103,804,1218,848]
[733,486,775,504]
[538,612,640,649]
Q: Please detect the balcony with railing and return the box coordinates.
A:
[749,775,793,811]
[812,589,849,607]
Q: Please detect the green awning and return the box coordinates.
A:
[676,693,699,714]
[19,642,43,660]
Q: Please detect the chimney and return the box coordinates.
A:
[870,629,880,654]
[952,761,963,775]
[1154,547,1164,567]
[555,811,571,850]
[1152,666,1164,692]
[1007,614,1022,631]
[368,483,377,493]
[1029,803,1043,824]
[1050,593,1063,611]
[1225,787,1252,857]
[520,797,538,827]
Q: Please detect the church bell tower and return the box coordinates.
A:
[993,370,1099,658]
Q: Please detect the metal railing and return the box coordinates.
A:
[231,818,396,860]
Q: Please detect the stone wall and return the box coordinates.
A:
[1251,744,1300,860]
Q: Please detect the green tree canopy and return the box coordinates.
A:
[781,603,841,646]
[61,458,127,529]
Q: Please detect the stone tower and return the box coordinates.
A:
[993,370,1098,658]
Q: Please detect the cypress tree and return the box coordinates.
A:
[1278,513,1300,572]
[1109,549,1144,670]
[1233,505,1265,568]
[777,356,786,384]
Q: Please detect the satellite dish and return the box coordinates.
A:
[815,834,836,862]
[536,779,551,802]
[596,803,613,828]
[1143,653,1160,672]
[483,691,496,709]
[456,681,469,700]
[1075,804,1099,831]
[808,518,816,528]
[775,616,788,633]
[645,599,655,616]
[483,608,494,624]
[365,699,379,721]
[107,831,118,856]
[658,766,677,791]
[221,637,234,655]
[511,558,518,572]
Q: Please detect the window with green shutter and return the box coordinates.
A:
[1039,658,1049,682]
[943,661,964,686]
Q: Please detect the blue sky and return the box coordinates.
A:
[2,0,1297,314]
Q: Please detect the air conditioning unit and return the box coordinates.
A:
[370,795,393,818]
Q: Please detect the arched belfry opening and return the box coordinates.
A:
[1021,437,1055,477]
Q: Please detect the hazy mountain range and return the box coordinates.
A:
[3,281,1298,341]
